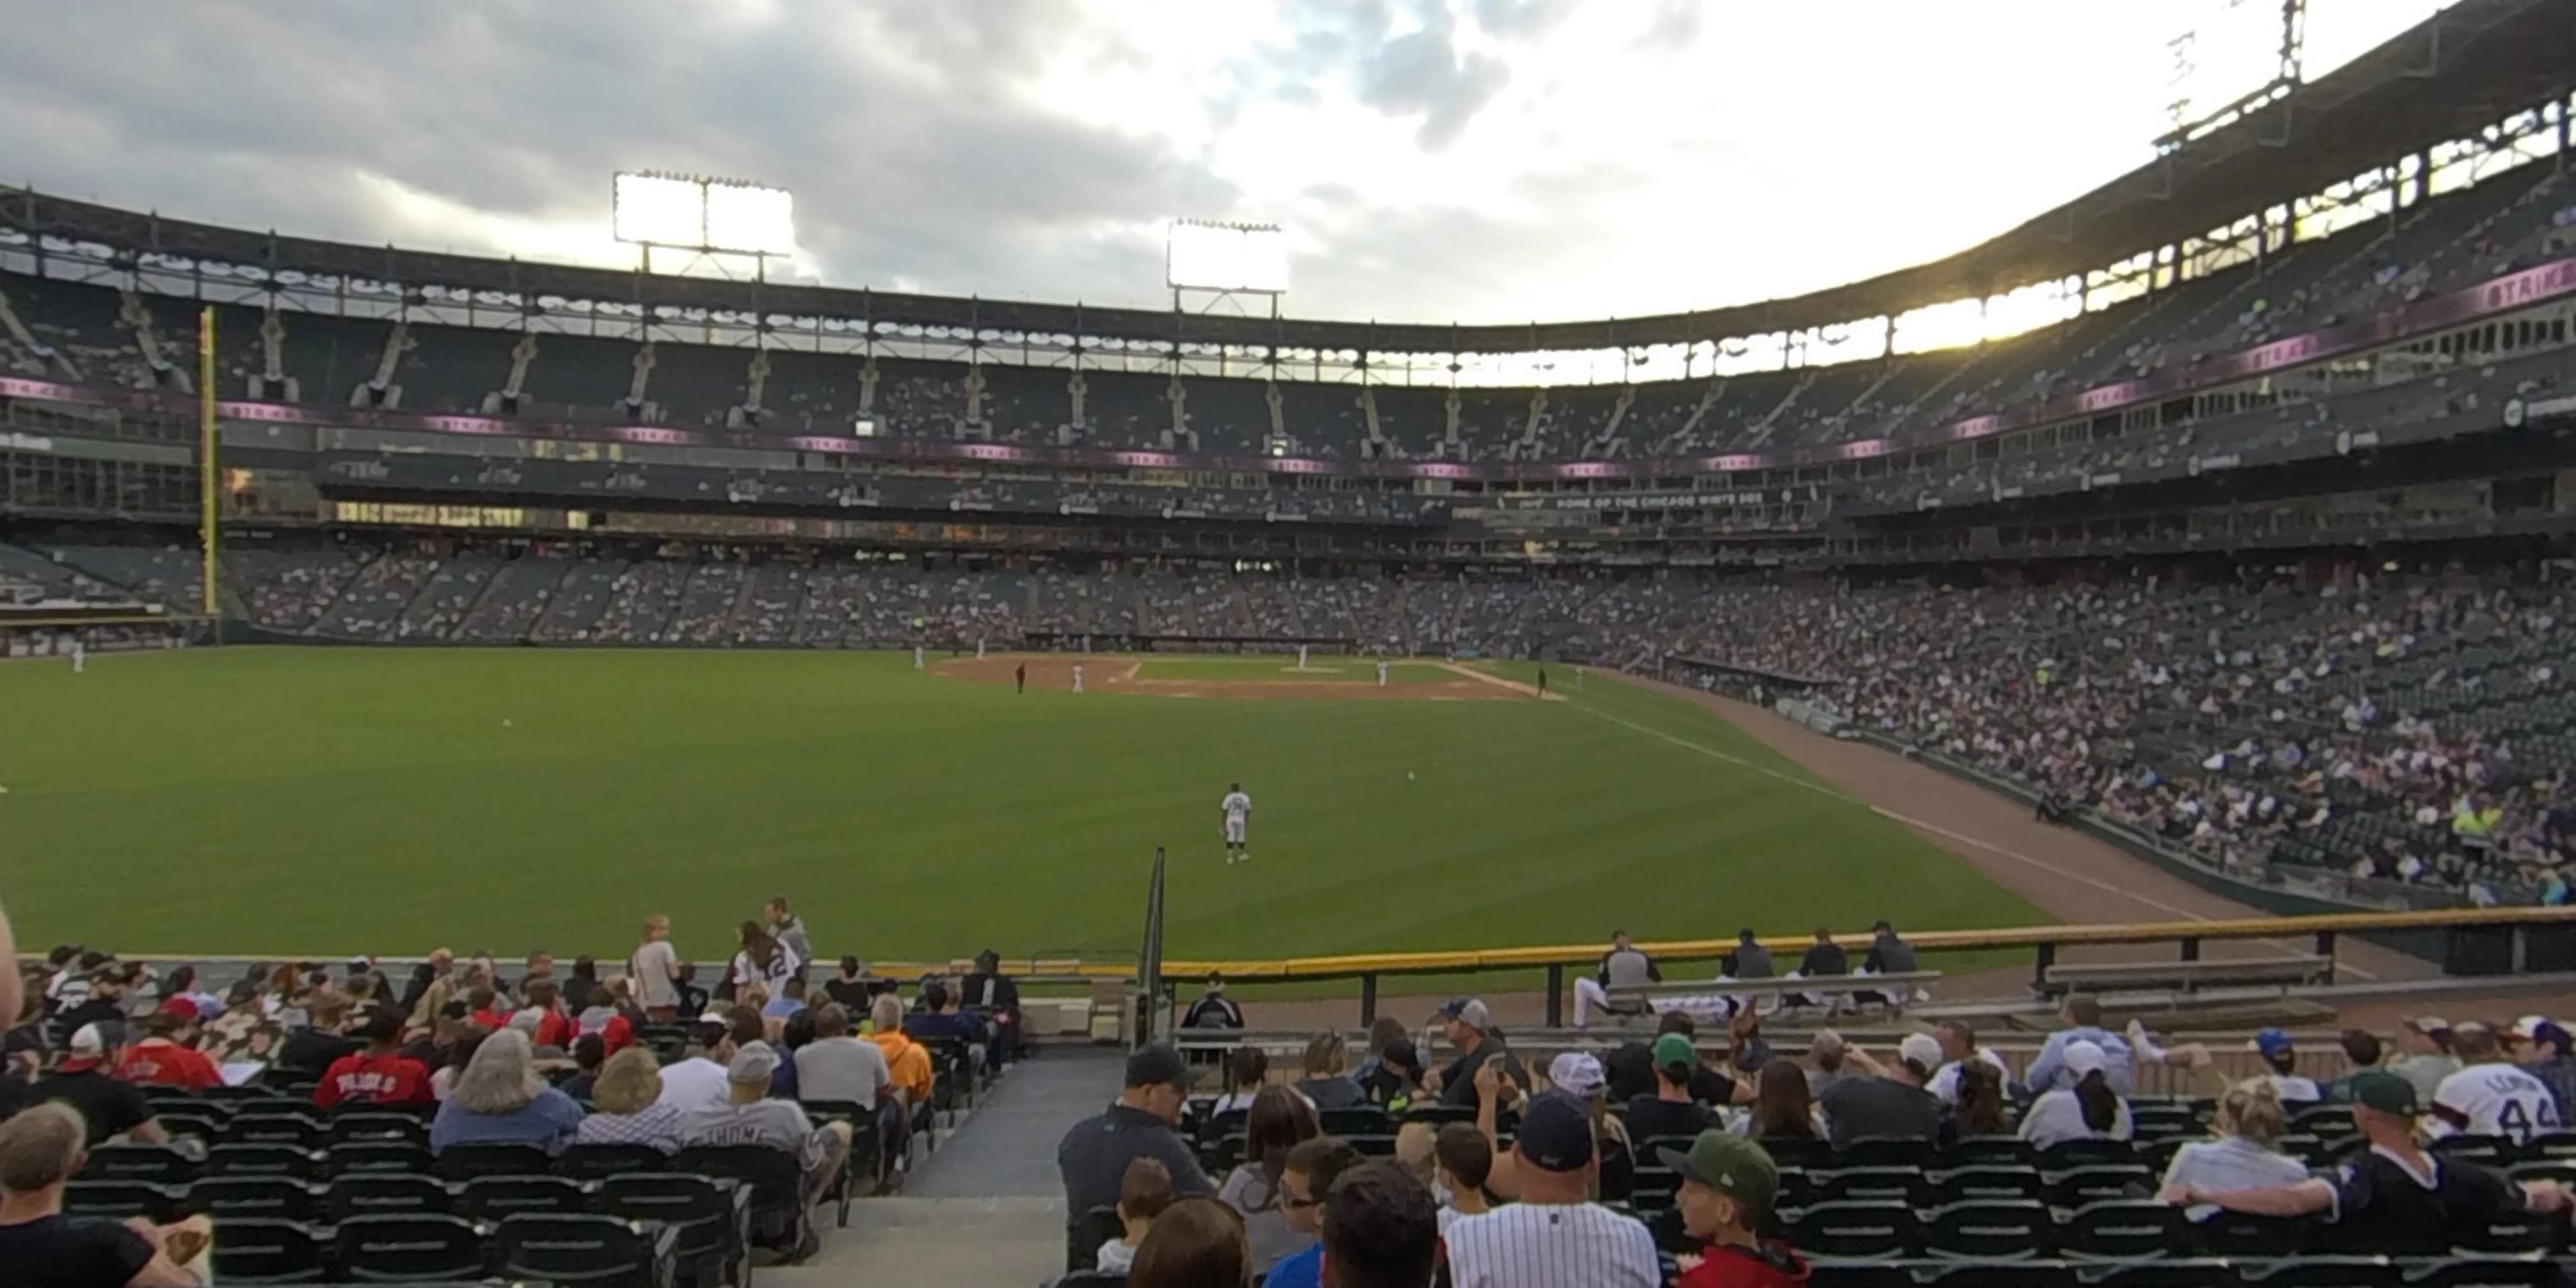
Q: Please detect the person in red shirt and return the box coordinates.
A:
[519,980,576,1052]
[468,985,509,1032]
[575,981,636,1058]
[315,1011,434,1109]
[1665,1130,1809,1288]
[115,1004,223,1091]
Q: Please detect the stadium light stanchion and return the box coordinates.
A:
[197,306,219,625]
[1544,963,1563,1028]
[1138,846,1167,1047]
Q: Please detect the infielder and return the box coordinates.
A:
[1072,662,1085,694]
[913,645,925,670]
[1220,781,1252,865]
[1376,658,1389,687]
[1296,645,1308,669]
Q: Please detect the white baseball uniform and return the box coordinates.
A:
[1072,663,1085,693]
[1377,660,1389,686]
[2433,1063,2562,1145]
[1221,790,1252,845]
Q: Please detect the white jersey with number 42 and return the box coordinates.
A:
[2433,1063,2562,1144]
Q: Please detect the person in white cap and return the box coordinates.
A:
[676,1041,852,1251]
[2019,1039,2134,1151]
[1545,1051,1635,1202]
[1817,1032,1945,1149]
[27,1026,164,1147]
[653,1011,741,1110]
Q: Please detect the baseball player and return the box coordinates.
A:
[1220,781,1252,865]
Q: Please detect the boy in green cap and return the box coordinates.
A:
[1663,1130,1809,1287]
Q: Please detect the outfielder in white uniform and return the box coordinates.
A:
[1220,782,1252,865]
[69,639,85,674]
[1376,659,1389,687]
[1296,645,1308,669]
[1072,663,1085,694]
[913,646,925,669]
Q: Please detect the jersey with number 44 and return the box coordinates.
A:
[2434,1064,2562,1144]
[1221,791,1252,823]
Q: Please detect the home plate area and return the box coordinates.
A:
[929,655,1563,701]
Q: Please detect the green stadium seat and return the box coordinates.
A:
[334,1213,491,1282]
[188,1175,319,1222]
[1920,1199,2053,1261]
[494,1213,679,1288]
[209,1217,327,1285]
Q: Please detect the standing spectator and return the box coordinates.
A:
[763,898,812,973]
[1183,973,1244,1030]
[2512,1018,2576,1124]
[2157,1080,2308,1222]
[1925,1019,2012,1105]
[797,1002,892,1113]
[1430,999,1527,1109]
[31,1028,163,1146]
[1573,930,1659,1029]
[627,918,680,1022]
[1257,1135,1367,1288]
[1095,1157,1177,1276]
[2432,1021,2561,1146]
[2390,1017,2461,1103]
[1447,1093,1660,1288]
[2162,1070,2571,1253]
[730,921,799,997]
[1665,1131,1809,1288]
[1058,1045,1213,1270]
[1218,1085,1322,1274]
[1129,1196,1251,1288]
[2246,1029,2323,1102]
[1294,1032,1365,1110]
[315,1011,433,1109]
[903,980,993,1075]
[430,1030,585,1157]
[1818,1033,1945,1149]
[2024,997,2136,1094]
[575,1047,688,1154]
[1625,1034,1724,1144]
[113,1008,219,1091]
[1313,1159,1439,1288]
[1748,1058,1825,1144]
[677,1042,852,1242]
[0,1102,212,1288]
[2021,1040,2134,1150]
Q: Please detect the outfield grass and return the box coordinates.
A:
[0,648,2050,972]
[1130,658,1457,684]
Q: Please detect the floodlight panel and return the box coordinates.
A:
[705,182,797,256]
[614,173,706,246]
[1167,221,1289,293]
[2163,0,2290,130]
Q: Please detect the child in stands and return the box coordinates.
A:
[1096,1156,1176,1274]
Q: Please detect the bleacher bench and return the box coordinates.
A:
[1602,971,1945,1018]
[2036,956,2332,999]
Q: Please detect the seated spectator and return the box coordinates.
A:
[822,956,871,1012]
[430,1028,486,1102]
[901,980,990,1073]
[1310,1158,1437,1288]
[2021,1040,2134,1150]
[1549,1051,1635,1201]
[1720,928,1774,980]
[1949,1059,2012,1138]
[868,995,933,1108]
[1796,925,1848,978]
[1804,1031,1853,1101]
[2323,1030,2387,1102]
[1628,1035,1727,1144]
[1129,1194,1252,1288]
[680,1043,852,1252]
[1747,1057,1824,1144]
[762,977,808,1032]
[2390,1016,2460,1104]
[1392,1121,1435,1189]
[199,980,280,1066]
[575,1046,688,1154]
[1926,1019,2012,1104]
[560,1034,608,1102]
[1096,1156,1176,1276]
[2159,1080,2307,1221]
[1430,998,1526,1110]
[1356,1037,1424,1113]
[466,985,508,1032]
[654,1013,739,1110]
[2246,1028,2323,1102]
[1182,972,1245,1030]
[795,1002,891,1113]
[316,1011,434,1109]
[1058,1045,1215,1266]
[571,982,634,1057]
[1574,930,1659,1029]
[2508,1017,2576,1123]
[47,968,129,1052]
[1664,1130,1807,1288]
[160,968,220,1021]
[429,1029,585,1156]
[1818,1033,1945,1148]
[1211,1046,1270,1117]
[31,1028,163,1146]
[1352,1017,1407,1085]
[114,1007,219,1091]
[1218,1085,1322,1274]
[1257,1135,1367,1288]
[1450,1091,1660,1286]
[275,988,357,1074]
[2025,996,2135,1095]
[769,1008,816,1098]
[0,1102,212,1288]
[2433,1020,2560,1141]
[960,948,1022,1063]
[1293,1032,1365,1110]
[1432,1122,1494,1234]
[2163,1070,2571,1253]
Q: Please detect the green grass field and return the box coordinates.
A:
[0,648,2050,970]
[1130,658,1457,684]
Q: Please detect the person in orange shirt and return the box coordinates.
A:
[869,994,933,1185]
[115,1003,223,1091]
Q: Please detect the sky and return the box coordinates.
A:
[0,0,2457,325]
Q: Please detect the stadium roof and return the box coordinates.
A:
[6,0,2570,356]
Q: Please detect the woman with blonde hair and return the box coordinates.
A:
[573,1046,687,1154]
[430,1029,585,1156]
[1294,1031,1366,1109]
[2157,1079,2308,1221]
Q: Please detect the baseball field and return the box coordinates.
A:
[0,647,2050,968]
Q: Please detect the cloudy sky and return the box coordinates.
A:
[2,0,2452,324]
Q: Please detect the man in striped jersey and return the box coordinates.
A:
[1444,1092,1659,1288]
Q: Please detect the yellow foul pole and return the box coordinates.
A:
[198,308,218,619]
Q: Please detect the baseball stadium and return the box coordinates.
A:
[8,2,2576,1285]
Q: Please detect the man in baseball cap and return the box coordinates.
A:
[1431,997,1526,1110]
[1446,1093,1661,1286]
[2246,1028,2322,1102]
[2505,1016,2576,1125]
[28,1025,164,1147]
[2165,1069,2571,1255]
[674,1041,852,1252]
[1665,1130,1810,1287]
[1056,1044,1213,1267]
[1626,1033,1726,1145]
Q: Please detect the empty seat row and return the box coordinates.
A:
[206,1213,675,1288]
[1782,1199,2565,1262]
[1803,1253,2568,1288]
